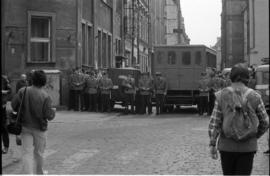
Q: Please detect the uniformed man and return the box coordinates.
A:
[99,71,113,112]
[122,74,136,114]
[82,69,90,111]
[207,71,217,115]
[153,72,168,115]
[197,72,209,116]
[69,68,85,111]
[223,72,232,87]
[86,71,99,112]
[138,72,153,114]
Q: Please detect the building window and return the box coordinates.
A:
[108,35,112,68]
[82,23,86,65]
[28,11,55,62]
[182,51,191,65]
[168,51,176,65]
[102,32,107,67]
[98,30,102,67]
[82,21,93,66]
[157,51,163,64]
[195,51,202,65]
[87,25,93,66]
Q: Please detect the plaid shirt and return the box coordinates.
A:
[208,92,269,147]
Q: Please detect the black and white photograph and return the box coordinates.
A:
[1,0,269,175]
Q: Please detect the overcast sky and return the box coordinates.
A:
[180,0,222,47]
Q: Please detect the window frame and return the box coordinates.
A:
[27,11,56,63]
[182,51,191,66]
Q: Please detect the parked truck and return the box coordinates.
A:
[152,45,217,111]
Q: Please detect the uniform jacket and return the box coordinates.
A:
[99,77,113,94]
[139,77,152,95]
[122,77,136,94]
[154,77,167,94]
[86,76,99,94]
[69,72,85,91]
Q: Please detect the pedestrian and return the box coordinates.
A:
[197,72,209,116]
[11,70,56,174]
[122,74,136,114]
[207,71,218,115]
[2,75,12,154]
[208,63,269,175]
[16,74,27,93]
[15,74,28,146]
[68,68,85,111]
[153,72,167,115]
[138,72,152,114]
[248,71,256,89]
[86,71,99,112]
[99,71,113,112]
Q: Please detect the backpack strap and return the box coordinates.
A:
[242,88,253,103]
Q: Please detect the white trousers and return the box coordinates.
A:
[21,126,47,174]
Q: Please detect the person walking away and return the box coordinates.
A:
[208,64,269,175]
[153,72,167,115]
[2,75,11,154]
[138,72,152,114]
[122,74,136,114]
[11,70,56,174]
[198,72,209,116]
[86,71,99,112]
[99,71,113,112]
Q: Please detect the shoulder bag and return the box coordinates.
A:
[7,87,27,135]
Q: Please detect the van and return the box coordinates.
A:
[255,64,269,113]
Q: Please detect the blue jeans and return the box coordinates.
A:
[21,126,47,174]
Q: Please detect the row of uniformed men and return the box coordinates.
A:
[197,69,257,116]
[68,68,168,115]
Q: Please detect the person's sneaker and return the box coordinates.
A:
[263,150,270,155]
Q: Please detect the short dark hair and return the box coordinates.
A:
[230,63,250,85]
[32,70,47,87]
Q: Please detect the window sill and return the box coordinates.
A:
[26,62,56,67]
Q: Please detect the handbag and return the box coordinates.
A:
[7,87,27,135]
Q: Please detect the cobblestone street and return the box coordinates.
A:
[2,109,269,175]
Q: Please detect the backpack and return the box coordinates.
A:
[217,87,259,141]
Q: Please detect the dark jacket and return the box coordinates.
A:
[11,86,55,131]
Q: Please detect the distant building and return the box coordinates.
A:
[164,0,190,45]
[212,37,222,71]
[243,0,269,67]
[221,0,247,68]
